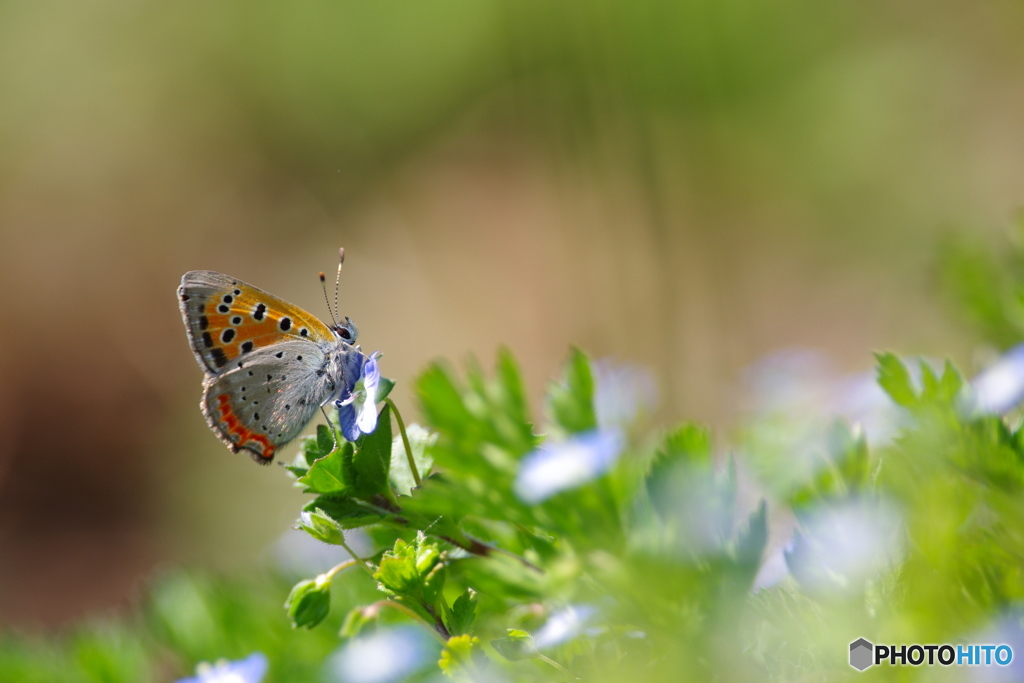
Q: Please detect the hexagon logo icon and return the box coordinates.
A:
[850,638,874,671]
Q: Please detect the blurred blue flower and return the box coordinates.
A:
[534,604,598,649]
[593,359,657,430]
[970,612,1024,682]
[176,653,267,683]
[744,349,901,447]
[325,626,434,683]
[514,430,623,504]
[336,350,381,441]
[784,500,901,595]
[970,343,1024,414]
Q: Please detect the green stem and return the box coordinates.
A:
[338,537,376,577]
[385,398,421,488]
[537,653,578,679]
[321,558,357,581]
[371,600,450,644]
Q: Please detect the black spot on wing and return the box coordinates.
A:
[211,348,228,367]
[241,341,254,353]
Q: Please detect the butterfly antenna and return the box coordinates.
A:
[320,271,340,326]
[334,247,345,323]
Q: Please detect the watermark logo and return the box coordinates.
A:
[849,638,1013,671]
[849,638,873,671]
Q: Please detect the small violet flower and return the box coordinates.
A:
[514,429,623,504]
[336,350,382,441]
[176,653,268,683]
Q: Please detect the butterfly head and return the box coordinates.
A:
[333,316,358,344]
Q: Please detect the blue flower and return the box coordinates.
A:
[325,626,434,683]
[533,604,599,649]
[514,429,623,504]
[971,343,1024,414]
[336,350,382,441]
[175,653,268,683]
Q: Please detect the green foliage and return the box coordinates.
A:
[438,634,482,678]
[546,346,598,435]
[939,218,1024,349]
[14,259,1024,681]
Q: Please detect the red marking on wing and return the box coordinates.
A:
[217,394,275,462]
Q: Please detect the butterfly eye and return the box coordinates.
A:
[339,328,351,340]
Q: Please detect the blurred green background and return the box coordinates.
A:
[1,0,1022,630]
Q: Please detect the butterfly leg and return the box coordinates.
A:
[320,405,340,451]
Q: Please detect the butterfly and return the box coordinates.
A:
[177,251,364,464]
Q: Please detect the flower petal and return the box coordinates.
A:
[514,430,623,504]
[356,397,378,434]
[337,400,362,442]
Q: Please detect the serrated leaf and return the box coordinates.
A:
[446,589,477,636]
[391,424,436,496]
[646,424,713,518]
[546,348,598,434]
[374,534,444,609]
[297,442,354,494]
[875,352,917,408]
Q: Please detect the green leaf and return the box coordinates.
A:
[316,424,336,458]
[295,508,345,545]
[375,376,396,404]
[546,347,598,434]
[350,403,393,498]
[417,363,474,433]
[875,352,918,408]
[831,421,869,492]
[646,424,713,518]
[390,423,436,496]
[297,442,354,494]
[439,634,481,678]
[304,494,384,530]
[285,576,331,629]
[491,629,537,661]
[735,500,768,570]
[374,534,445,607]
[446,588,477,636]
[496,348,530,429]
[940,360,964,401]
